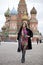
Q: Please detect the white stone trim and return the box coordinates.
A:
[9,35,17,37]
[33,35,39,37]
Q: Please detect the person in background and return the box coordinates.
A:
[36,38,39,44]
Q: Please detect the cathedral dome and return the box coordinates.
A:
[10,7,18,15]
[4,8,10,17]
[22,12,29,20]
[30,7,37,14]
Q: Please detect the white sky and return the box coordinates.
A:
[0,0,43,35]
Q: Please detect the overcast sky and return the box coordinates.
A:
[0,0,43,35]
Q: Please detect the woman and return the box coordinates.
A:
[17,22,33,63]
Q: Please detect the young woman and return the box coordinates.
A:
[17,22,33,63]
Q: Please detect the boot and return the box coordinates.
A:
[21,50,26,63]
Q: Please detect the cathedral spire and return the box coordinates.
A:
[17,0,28,31]
[18,0,28,14]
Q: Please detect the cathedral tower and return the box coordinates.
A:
[30,7,38,32]
[17,0,28,31]
[30,7,40,41]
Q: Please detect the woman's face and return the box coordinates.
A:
[23,23,26,28]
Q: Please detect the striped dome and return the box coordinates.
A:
[22,11,29,20]
[5,8,10,17]
[10,7,17,15]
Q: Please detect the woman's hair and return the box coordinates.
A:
[18,22,27,35]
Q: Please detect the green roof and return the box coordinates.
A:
[5,8,10,17]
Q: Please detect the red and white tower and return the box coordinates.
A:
[30,7,38,33]
[17,0,28,31]
[30,7,40,41]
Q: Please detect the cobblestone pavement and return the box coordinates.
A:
[0,42,43,65]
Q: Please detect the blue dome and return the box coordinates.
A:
[10,7,18,15]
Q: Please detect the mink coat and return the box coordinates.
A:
[17,27,33,52]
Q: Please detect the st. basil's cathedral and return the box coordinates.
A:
[2,0,41,41]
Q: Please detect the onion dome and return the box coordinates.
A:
[22,11,29,21]
[22,12,29,24]
[10,7,18,15]
[2,26,6,30]
[4,8,10,17]
[30,7,37,14]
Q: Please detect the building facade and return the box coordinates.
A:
[2,0,41,41]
